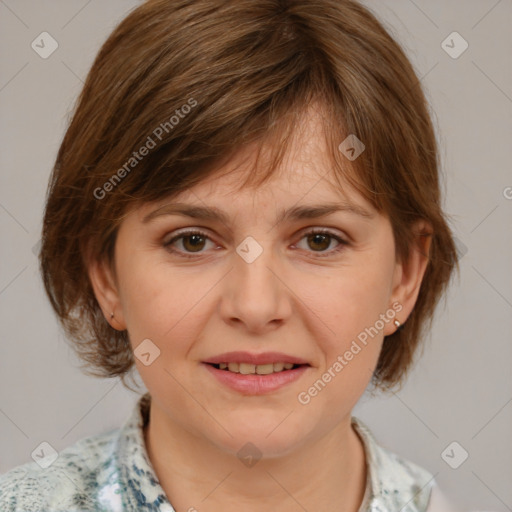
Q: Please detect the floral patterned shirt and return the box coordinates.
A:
[0,392,454,511]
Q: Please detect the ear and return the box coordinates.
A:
[384,219,432,335]
[87,256,127,331]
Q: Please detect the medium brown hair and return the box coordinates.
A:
[40,0,459,392]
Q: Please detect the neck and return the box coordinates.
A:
[143,402,367,512]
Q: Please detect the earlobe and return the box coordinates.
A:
[87,257,127,331]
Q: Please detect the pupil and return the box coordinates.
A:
[309,233,329,251]
[184,234,205,252]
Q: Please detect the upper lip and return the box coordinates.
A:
[203,351,310,366]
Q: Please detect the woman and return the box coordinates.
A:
[1,0,465,510]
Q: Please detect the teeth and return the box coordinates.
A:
[217,362,299,374]
[228,362,239,373]
[255,364,274,375]
[239,363,256,374]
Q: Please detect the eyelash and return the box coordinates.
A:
[163,228,349,259]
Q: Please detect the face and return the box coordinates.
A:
[89,108,429,459]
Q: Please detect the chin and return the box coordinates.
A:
[213,432,305,461]
[204,413,310,459]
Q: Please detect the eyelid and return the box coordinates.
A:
[296,225,349,242]
[163,224,349,242]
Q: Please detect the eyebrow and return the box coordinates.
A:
[142,201,375,224]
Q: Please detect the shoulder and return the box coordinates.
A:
[0,427,120,512]
[352,418,497,512]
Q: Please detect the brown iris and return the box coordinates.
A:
[181,234,206,252]
[307,233,331,252]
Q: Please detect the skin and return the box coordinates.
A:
[88,106,431,512]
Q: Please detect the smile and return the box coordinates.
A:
[203,363,310,395]
[211,362,300,374]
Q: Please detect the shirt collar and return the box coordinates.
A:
[351,416,434,511]
[114,392,175,510]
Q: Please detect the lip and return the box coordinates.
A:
[203,362,310,395]
[203,351,310,366]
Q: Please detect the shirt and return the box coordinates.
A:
[0,392,459,511]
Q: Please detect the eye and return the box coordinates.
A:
[164,227,349,259]
[163,229,217,258]
[293,228,349,257]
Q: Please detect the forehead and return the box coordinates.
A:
[135,151,372,226]
[171,166,358,208]
[136,104,373,219]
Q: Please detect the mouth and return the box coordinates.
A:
[206,362,305,375]
[202,352,311,394]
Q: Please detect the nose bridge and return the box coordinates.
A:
[219,232,291,330]
[234,232,280,297]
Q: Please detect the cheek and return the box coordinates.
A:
[291,255,393,401]
[298,261,394,345]
[117,251,214,354]
[299,279,386,411]
[115,248,176,337]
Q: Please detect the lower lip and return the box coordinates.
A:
[202,363,309,395]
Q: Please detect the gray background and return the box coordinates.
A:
[1,0,511,510]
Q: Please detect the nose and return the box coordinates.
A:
[218,239,292,334]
